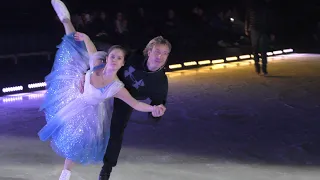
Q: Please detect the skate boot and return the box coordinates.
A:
[51,0,70,22]
[59,169,71,180]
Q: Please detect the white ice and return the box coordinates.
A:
[1,53,320,180]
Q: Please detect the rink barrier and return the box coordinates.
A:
[0,51,52,64]
[167,49,293,71]
[0,49,294,95]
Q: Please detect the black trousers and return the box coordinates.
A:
[250,28,269,73]
[100,98,133,176]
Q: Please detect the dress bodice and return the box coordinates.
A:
[82,66,124,105]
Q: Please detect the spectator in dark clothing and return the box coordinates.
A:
[245,0,275,75]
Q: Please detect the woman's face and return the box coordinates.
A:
[105,48,125,71]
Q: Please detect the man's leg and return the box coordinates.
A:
[250,29,261,74]
[260,33,269,75]
[99,98,133,180]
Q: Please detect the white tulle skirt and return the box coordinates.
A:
[38,33,112,164]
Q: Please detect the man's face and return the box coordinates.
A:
[147,44,170,71]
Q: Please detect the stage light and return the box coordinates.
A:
[267,52,273,56]
[212,59,225,64]
[226,56,238,61]
[2,86,23,93]
[239,55,251,59]
[28,82,46,89]
[169,64,182,69]
[283,49,293,53]
[198,60,211,65]
[183,61,197,66]
[273,50,283,55]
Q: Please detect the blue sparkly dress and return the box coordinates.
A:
[38,33,124,165]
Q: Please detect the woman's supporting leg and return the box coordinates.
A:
[51,0,75,35]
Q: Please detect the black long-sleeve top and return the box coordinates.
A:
[245,1,275,34]
[115,51,168,122]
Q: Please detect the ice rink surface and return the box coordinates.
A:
[1,53,320,180]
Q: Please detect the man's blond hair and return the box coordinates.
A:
[143,36,172,57]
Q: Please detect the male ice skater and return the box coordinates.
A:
[99,36,172,180]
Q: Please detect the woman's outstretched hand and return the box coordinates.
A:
[74,32,89,41]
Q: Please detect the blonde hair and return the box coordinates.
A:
[90,51,108,61]
[89,51,108,67]
[143,36,172,57]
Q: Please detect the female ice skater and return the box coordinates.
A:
[38,0,165,179]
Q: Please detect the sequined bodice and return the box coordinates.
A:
[82,64,123,105]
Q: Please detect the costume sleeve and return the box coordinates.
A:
[148,76,168,122]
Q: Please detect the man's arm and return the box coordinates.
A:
[148,76,168,122]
